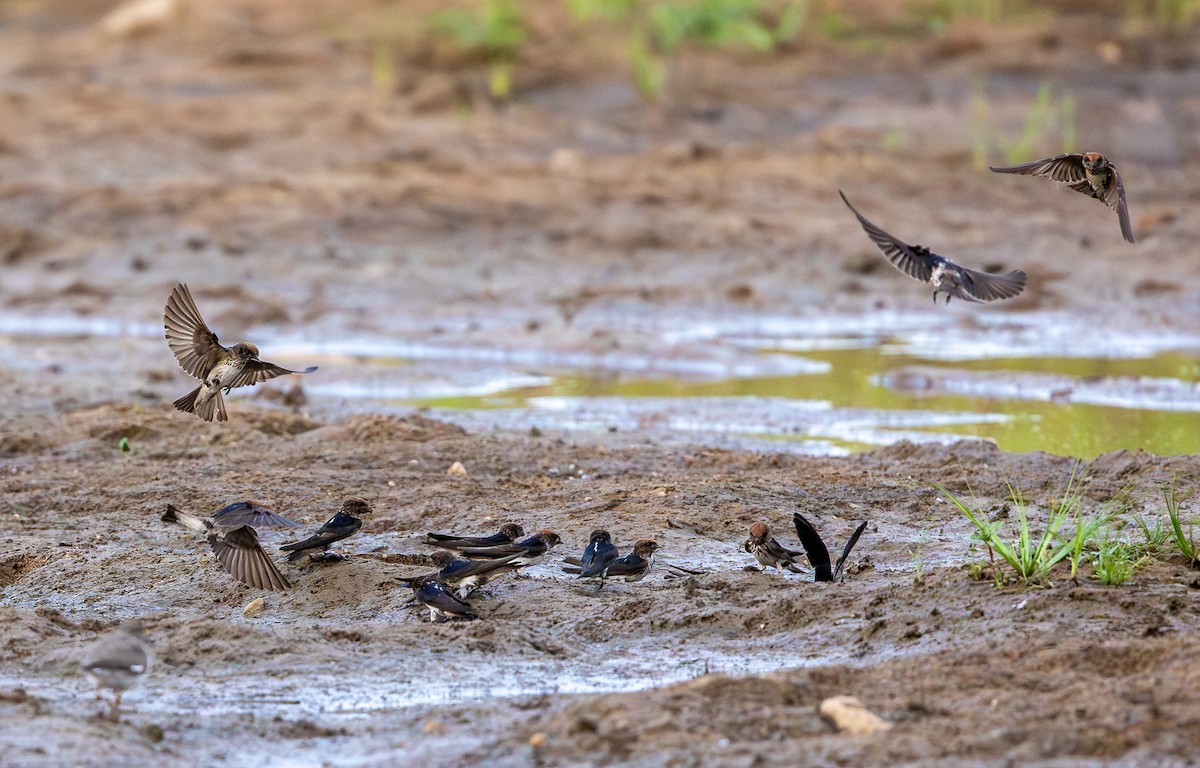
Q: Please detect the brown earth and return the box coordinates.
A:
[2,1,1200,766]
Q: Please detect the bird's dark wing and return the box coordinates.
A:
[426,532,510,548]
[839,191,934,283]
[444,552,524,579]
[580,541,619,577]
[164,283,227,379]
[416,581,477,618]
[957,265,1028,302]
[213,501,302,529]
[455,542,524,559]
[603,553,647,578]
[989,153,1085,183]
[1107,166,1135,243]
[224,361,318,391]
[208,526,291,591]
[833,521,869,581]
[792,512,833,582]
[279,513,362,552]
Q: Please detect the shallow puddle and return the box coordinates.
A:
[2,308,1199,457]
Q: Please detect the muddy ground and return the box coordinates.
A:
[3,1,1200,766]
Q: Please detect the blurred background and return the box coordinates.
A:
[1,0,1199,456]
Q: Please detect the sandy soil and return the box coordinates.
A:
[3,1,1200,766]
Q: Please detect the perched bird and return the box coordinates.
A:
[744,522,808,574]
[840,191,1027,304]
[279,498,371,565]
[791,512,868,583]
[990,152,1134,243]
[424,523,526,550]
[565,539,659,585]
[162,503,294,591]
[453,530,562,566]
[577,529,620,586]
[409,574,478,622]
[80,620,152,722]
[401,549,526,598]
[164,282,318,422]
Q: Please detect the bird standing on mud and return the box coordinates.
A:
[744,522,808,574]
[577,529,620,588]
[162,502,298,591]
[409,574,479,622]
[989,152,1134,243]
[401,549,527,599]
[839,191,1027,304]
[280,498,372,565]
[565,539,660,585]
[80,620,152,722]
[164,282,317,422]
[453,530,563,567]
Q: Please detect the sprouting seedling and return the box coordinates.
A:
[118,437,131,453]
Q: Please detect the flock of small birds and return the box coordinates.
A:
[79,151,1133,719]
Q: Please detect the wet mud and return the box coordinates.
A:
[2,1,1200,766]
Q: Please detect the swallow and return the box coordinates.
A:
[839,191,1027,304]
[453,530,562,566]
[744,522,808,574]
[578,529,620,586]
[792,512,867,583]
[279,498,371,564]
[401,549,526,598]
[164,282,318,422]
[162,504,292,591]
[989,152,1134,243]
[565,539,659,585]
[80,620,152,722]
[409,574,478,622]
[424,522,526,550]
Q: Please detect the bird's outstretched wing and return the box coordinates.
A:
[164,283,226,379]
[224,361,318,391]
[833,521,868,581]
[839,191,933,283]
[989,153,1085,183]
[958,266,1028,302]
[208,526,292,591]
[212,501,302,529]
[792,512,833,582]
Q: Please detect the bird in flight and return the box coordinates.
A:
[989,152,1134,243]
[839,191,1027,304]
[164,283,317,422]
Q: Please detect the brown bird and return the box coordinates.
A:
[840,191,1027,304]
[744,522,808,574]
[990,152,1134,243]
[162,504,293,591]
[164,282,317,422]
[80,620,152,722]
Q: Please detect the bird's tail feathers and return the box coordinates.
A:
[162,505,210,533]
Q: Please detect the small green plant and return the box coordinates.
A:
[1164,477,1199,567]
[1091,536,1142,586]
[1134,0,1200,25]
[910,529,925,586]
[568,0,802,99]
[938,483,1074,587]
[964,540,990,580]
[1133,513,1176,559]
[429,0,527,99]
[118,436,131,453]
